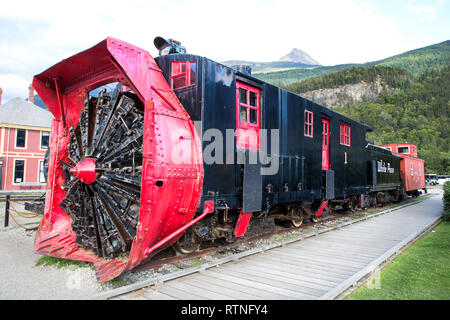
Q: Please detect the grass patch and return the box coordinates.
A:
[347,221,450,300]
[106,276,129,288]
[35,256,92,271]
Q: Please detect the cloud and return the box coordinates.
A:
[408,5,437,21]
[0,0,417,103]
[0,74,30,100]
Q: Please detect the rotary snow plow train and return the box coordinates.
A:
[33,37,206,282]
[33,37,426,282]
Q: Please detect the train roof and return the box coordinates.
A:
[157,53,373,133]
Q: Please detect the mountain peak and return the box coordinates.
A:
[279,48,321,65]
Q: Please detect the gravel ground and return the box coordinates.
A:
[0,224,104,299]
[0,199,102,299]
[0,187,442,299]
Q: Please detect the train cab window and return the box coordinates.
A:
[304,110,313,137]
[171,61,196,90]
[419,164,421,176]
[236,81,261,150]
[411,162,414,176]
[398,146,410,154]
[340,124,351,146]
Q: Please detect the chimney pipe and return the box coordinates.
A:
[0,87,2,105]
[28,84,34,104]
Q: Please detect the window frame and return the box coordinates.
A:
[304,110,313,138]
[40,131,50,150]
[38,160,46,183]
[13,159,26,184]
[170,61,196,90]
[235,81,261,150]
[340,124,351,146]
[15,129,26,149]
[398,145,410,154]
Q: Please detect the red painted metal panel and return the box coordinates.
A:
[32,37,204,282]
[340,124,351,146]
[322,119,330,170]
[379,143,425,192]
[315,200,329,217]
[234,210,252,237]
[236,81,261,150]
[400,156,426,192]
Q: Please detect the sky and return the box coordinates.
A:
[0,0,449,103]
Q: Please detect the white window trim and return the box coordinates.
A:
[15,129,27,149]
[39,130,50,150]
[398,145,410,155]
[12,158,26,185]
[38,160,46,183]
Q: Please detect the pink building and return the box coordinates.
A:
[0,88,53,191]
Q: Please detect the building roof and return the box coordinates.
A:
[0,98,53,128]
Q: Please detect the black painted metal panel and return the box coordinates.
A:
[243,151,262,212]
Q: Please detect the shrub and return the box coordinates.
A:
[443,181,450,221]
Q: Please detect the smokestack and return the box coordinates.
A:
[28,84,34,104]
[0,87,2,105]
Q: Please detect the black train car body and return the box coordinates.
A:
[364,144,402,206]
[154,53,402,241]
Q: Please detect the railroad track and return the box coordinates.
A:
[90,193,439,300]
[0,194,45,202]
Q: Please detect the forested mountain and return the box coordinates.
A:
[300,66,450,174]
[266,40,449,174]
[255,40,449,85]
[254,63,359,85]
[284,66,411,94]
[221,60,317,74]
[370,40,450,76]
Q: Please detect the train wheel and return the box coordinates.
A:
[172,242,200,255]
[349,196,358,212]
[289,206,304,228]
[290,216,304,228]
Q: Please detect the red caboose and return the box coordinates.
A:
[379,143,426,197]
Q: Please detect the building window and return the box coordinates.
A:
[236,81,261,150]
[41,131,49,149]
[398,146,410,154]
[340,124,351,146]
[171,61,196,90]
[39,161,46,183]
[304,110,313,138]
[16,129,26,148]
[410,162,414,176]
[14,160,25,183]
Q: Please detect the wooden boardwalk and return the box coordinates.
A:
[117,194,443,300]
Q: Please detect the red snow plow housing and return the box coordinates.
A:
[33,37,206,282]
